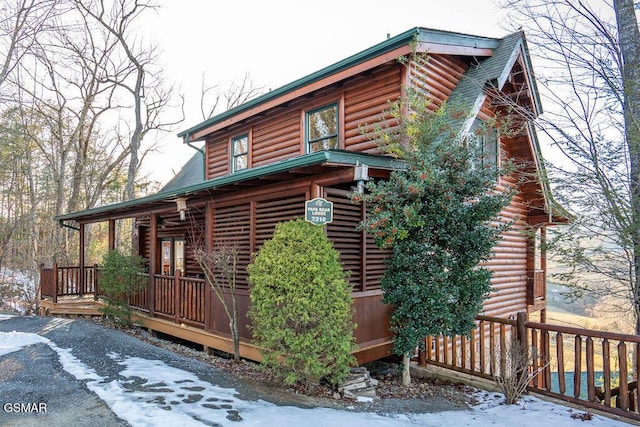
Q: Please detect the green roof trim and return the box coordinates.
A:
[177,27,499,141]
[55,150,403,223]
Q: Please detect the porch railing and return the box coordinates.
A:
[420,313,640,422]
[151,272,206,327]
[39,264,100,303]
[40,265,206,328]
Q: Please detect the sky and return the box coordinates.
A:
[0,315,630,427]
[142,0,511,183]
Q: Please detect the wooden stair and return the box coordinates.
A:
[40,297,103,317]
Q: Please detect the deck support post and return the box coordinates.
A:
[174,269,181,324]
[204,202,213,331]
[148,213,157,316]
[541,226,547,300]
[52,263,58,304]
[108,219,116,251]
[94,264,99,300]
[79,223,85,295]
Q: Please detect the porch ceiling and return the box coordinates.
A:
[55,150,404,226]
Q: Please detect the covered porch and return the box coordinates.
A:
[42,151,403,364]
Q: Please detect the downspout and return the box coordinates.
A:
[58,219,80,231]
[183,132,206,180]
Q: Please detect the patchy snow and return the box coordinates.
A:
[0,314,14,321]
[0,330,49,356]
[0,330,631,426]
[0,267,37,314]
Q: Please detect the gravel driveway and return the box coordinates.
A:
[0,315,470,426]
[0,316,287,426]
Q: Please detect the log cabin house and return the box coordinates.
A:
[42,27,567,364]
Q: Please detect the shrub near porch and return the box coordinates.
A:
[248,218,357,386]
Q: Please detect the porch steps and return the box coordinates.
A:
[40,297,103,317]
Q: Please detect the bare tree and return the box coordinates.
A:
[74,0,182,201]
[199,72,263,120]
[188,213,243,361]
[0,0,59,95]
[502,1,640,332]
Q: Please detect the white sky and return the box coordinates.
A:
[0,320,630,427]
[142,0,511,184]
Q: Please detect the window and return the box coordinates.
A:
[231,134,249,172]
[306,103,338,153]
[468,118,498,170]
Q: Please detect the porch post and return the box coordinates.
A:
[525,227,536,306]
[148,213,157,316]
[540,226,547,323]
[204,201,213,331]
[108,219,116,251]
[79,223,85,295]
[174,269,181,324]
[52,262,58,304]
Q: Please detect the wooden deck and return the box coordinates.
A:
[419,313,640,422]
[38,294,392,364]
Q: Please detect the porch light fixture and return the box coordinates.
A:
[176,197,187,221]
[354,162,369,194]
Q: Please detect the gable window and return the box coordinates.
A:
[231,134,249,172]
[306,103,338,153]
[468,118,498,170]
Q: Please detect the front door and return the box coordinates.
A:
[160,237,185,276]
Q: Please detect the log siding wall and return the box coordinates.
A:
[204,54,469,179]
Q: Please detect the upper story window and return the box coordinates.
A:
[468,118,498,170]
[306,103,338,153]
[231,134,249,172]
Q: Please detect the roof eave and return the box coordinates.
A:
[55,150,403,223]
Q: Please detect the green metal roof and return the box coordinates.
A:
[55,150,404,224]
[177,27,499,141]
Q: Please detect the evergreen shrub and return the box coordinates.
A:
[248,218,356,386]
[98,250,145,326]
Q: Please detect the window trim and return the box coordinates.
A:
[305,102,339,153]
[230,133,249,173]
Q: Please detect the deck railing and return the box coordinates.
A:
[151,272,205,327]
[419,314,519,381]
[420,313,640,422]
[40,265,206,328]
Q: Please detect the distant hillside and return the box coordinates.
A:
[546,281,598,317]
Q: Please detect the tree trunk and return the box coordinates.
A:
[402,353,412,387]
[231,296,240,361]
[613,0,640,335]
[125,69,144,201]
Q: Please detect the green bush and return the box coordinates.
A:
[248,218,356,386]
[98,250,145,326]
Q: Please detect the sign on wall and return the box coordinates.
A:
[305,198,334,225]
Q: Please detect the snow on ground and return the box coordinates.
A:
[0,267,36,314]
[0,330,631,426]
[0,330,49,356]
